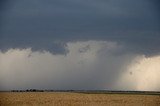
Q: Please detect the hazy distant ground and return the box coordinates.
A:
[0,92,160,106]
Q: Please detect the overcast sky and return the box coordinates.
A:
[0,0,160,91]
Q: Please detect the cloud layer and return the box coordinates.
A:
[0,0,160,55]
[0,41,160,91]
[0,0,160,91]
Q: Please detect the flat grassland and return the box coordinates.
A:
[0,92,160,106]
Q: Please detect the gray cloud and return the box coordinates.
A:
[0,0,160,91]
[0,41,160,91]
[0,0,160,55]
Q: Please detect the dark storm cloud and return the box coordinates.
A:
[0,1,160,91]
[0,0,160,54]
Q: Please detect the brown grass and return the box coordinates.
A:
[0,92,160,106]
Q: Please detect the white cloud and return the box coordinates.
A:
[117,55,160,91]
[0,40,160,91]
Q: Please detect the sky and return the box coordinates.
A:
[0,0,160,91]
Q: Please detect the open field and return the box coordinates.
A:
[0,92,160,106]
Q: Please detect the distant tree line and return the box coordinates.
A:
[11,89,75,92]
[9,90,160,95]
[11,89,44,92]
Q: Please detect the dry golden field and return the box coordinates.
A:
[0,92,160,106]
